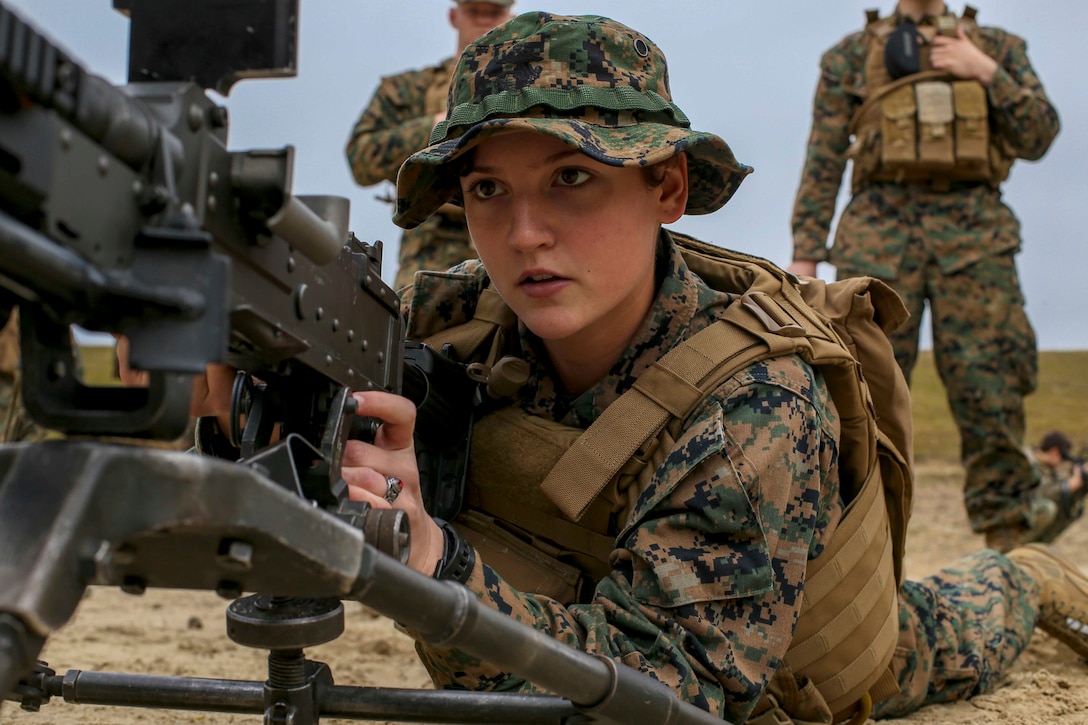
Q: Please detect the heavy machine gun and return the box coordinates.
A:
[0,2,729,723]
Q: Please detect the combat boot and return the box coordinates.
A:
[1007,543,1088,659]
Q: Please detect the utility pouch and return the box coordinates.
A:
[880,84,917,167]
[953,80,990,167]
[915,81,955,168]
[454,509,584,605]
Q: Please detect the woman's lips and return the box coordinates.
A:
[518,272,570,298]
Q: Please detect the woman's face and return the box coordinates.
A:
[460,131,687,358]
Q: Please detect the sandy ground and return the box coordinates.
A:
[5,461,1088,724]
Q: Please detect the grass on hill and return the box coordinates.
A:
[79,345,1087,464]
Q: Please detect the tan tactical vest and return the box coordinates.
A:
[414,233,914,723]
[847,6,1014,191]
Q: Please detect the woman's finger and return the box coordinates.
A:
[352,391,417,449]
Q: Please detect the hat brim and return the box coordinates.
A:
[394,117,752,229]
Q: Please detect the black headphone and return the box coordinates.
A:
[885,19,923,79]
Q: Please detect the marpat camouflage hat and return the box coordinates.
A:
[394,13,752,228]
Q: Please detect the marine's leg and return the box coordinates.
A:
[1,371,48,443]
[393,223,434,292]
[873,549,1037,718]
[928,253,1040,544]
[392,215,475,292]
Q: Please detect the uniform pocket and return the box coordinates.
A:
[880,85,918,167]
[915,81,955,168]
[953,80,989,167]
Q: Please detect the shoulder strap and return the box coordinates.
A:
[540,267,843,522]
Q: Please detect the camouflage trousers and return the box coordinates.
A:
[393,213,475,292]
[0,373,47,443]
[874,549,1037,718]
[841,247,1039,533]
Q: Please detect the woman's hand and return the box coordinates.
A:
[342,390,445,576]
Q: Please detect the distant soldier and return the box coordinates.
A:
[788,1,1060,552]
[0,309,47,443]
[345,0,515,291]
[1029,431,1086,544]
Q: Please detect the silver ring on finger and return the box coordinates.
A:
[384,475,403,504]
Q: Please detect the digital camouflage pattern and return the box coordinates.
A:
[790,8,1060,535]
[1028,447,1083,545]
[400,233,1039,723]
[345,57,475,291]
[393,13,751,229]
[0,311,47,443]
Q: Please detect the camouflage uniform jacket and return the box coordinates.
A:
[345,57,455,189]
[790,10,1059,278]
[403,232,846,723]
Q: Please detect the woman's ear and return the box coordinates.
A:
[657,153,689,224]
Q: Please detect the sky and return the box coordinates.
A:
[7,1,1087,349]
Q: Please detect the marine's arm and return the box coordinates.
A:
[345,65,442,187]
[789,40,859,266]
[412,357,842,723]
[981,30,1060,161]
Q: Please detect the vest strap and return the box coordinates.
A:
[541,309,802,522]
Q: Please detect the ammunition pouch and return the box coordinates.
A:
[849,8,1013,191]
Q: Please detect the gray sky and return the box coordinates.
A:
[9,1,1087,349]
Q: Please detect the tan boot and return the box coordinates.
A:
[1007,543,1088,659]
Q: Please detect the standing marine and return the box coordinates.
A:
[344,0,514,292]
[788,1,1061,552]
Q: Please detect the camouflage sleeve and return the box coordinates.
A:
[980,30,1060,161]
[344,66,440,187]
[412,357,843,724]
[789,39,861,264]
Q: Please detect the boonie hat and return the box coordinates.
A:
[394,12,751,228]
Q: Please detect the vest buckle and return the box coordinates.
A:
[742,291,806,337]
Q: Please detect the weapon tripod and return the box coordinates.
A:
[0,441,727,725]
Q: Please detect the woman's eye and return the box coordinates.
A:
[469,179,505,200]
[556,168,591,187]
